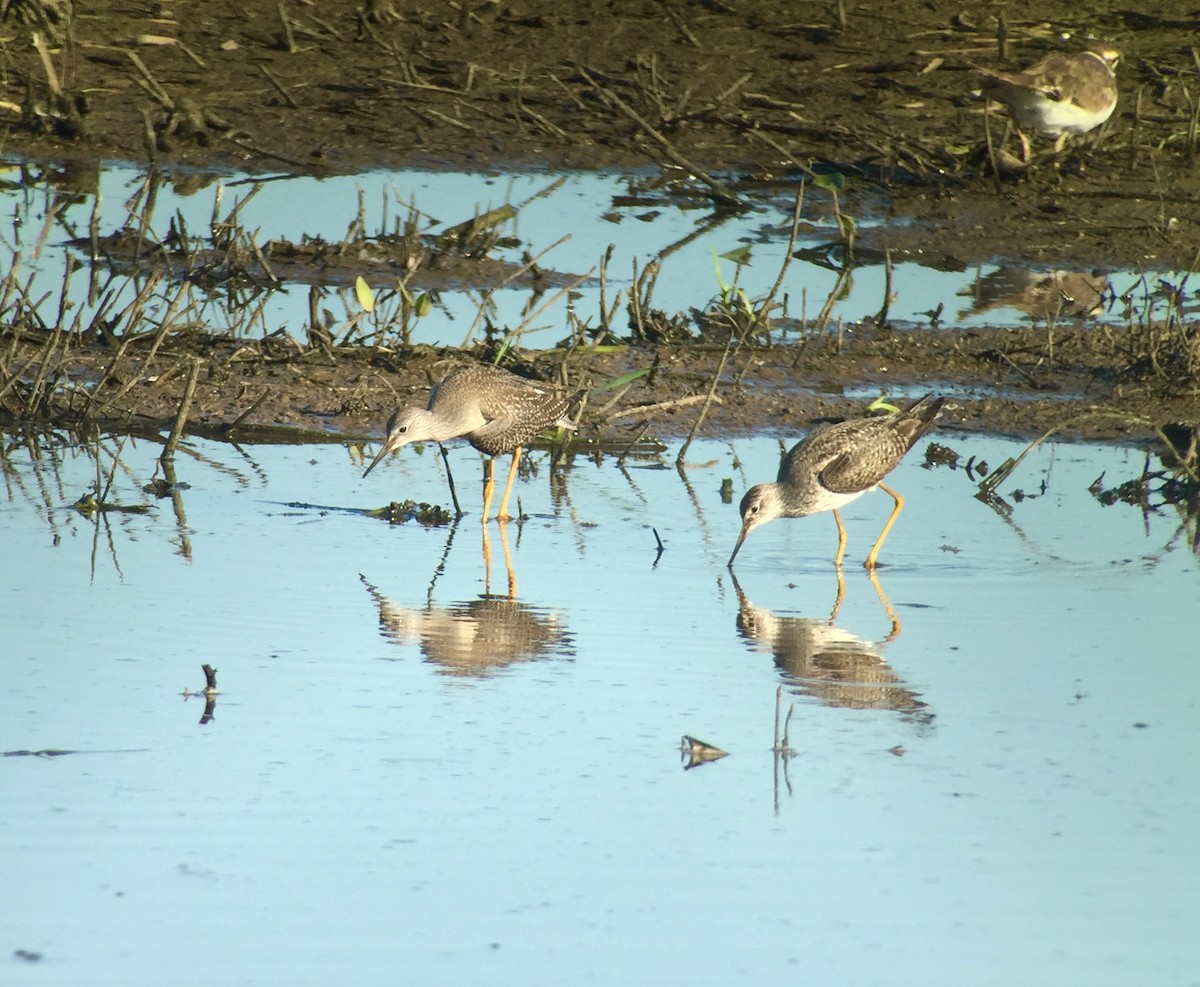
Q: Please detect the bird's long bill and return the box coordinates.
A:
[362,439,396,479]
[727,520,752,568]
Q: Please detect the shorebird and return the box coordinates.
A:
[363,363,572,521]
[977,45,1119,161]
[728,395,945,569]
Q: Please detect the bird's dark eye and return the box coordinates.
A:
[749,504,759,515]
[398,425,407,434]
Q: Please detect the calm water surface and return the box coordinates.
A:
[3,429,1198,985]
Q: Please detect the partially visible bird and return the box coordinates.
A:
[363,363,572,521]
[728,395,945,569]
[977,45,1119,162]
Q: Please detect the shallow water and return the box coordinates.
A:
[3,428,1198,984]
[1,162,1184,350]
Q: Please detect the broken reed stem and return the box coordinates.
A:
[89,282,196,414]
[259,64,298,108]
[31,32,63,98]
[125,50,175,110]
[160,358,202,463]
[773,684,784,750]
[733,183,805,386]
[983,407,1200,495]
[675,333,734,467]
[982,98,1004,196]
[498,271,592,352]
[615,419,652,467]
[877,247,893,326]
[574,64,745,209]
[457,233,572,348]
[222,389,270,434]
[22,324,65,417]
[628,257,646,340]
[79,272,166,419]
[98,434,131,506]
[606,392,719,422]
[597,243,616,338]
[814,263,852,333]
[277,1,298,53]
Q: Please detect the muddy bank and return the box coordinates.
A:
[3,328,1195,450]
[2,1,1199,452]
[4,1,1200,270]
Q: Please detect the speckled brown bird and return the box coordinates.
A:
[363,363,572,521]
[977,46,1119,161]
[728,395,945,569]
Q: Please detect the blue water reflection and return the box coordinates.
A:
[2,431,1197,984]
[3,160,1184,356]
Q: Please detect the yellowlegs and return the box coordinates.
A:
[728,395,944,569]
[363,363,572,521]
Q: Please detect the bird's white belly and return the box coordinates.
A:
[1008,91,1112,136]
[805,484,871,516]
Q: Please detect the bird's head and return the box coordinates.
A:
[727,484,781,567]
[362,407,427,478]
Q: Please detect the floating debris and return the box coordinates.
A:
[680,735,728,769]
[367,500,454,526]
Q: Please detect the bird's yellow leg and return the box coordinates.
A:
[481,457,496,522]
[867,566,901,642]
[832,509,848,568]
[829,565,847,623]
[481,522,494,594]
[498,521,518,598]
[865,482,904,570]
[496,446,522,522]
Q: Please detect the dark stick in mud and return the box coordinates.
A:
[161,358,201,463]
[222,389,271,436]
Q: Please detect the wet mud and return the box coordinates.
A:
[2,1,1200,446]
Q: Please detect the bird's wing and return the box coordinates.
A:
[811,420,908,495]
[980,52,1111,105]
[490,375,571,426]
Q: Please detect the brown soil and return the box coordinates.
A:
[3,1,1200,446]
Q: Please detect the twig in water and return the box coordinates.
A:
[876,248,894,327]
[773,685,796,756]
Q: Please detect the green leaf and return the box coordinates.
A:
[711,247,729,294]
[414,292,432,317]
[355,276,375,313]
[867,396,901,414]
[588,367,652,395]
[719,245,752,266]
[812,172,847,192]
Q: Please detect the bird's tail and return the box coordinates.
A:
[899,394,946,447]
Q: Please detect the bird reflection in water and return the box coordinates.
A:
[730,572,932,728]
[960,267,1108,322]
[360,574,574,678]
